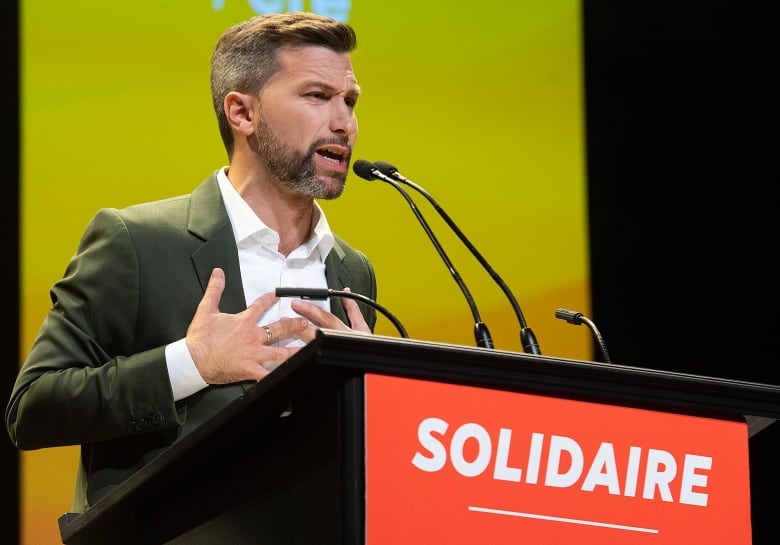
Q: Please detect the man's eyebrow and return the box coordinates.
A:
[302,79,361,95]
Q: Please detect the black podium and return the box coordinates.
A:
[58,330,780,545]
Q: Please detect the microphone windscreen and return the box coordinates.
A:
[555,308,583,325]
[352,159,378,180]
[374,160,399,177]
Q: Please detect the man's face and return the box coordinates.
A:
[254,45,360,199]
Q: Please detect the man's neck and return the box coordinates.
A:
[225,165,315,256]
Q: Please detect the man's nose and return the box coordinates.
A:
[330,103,357,135]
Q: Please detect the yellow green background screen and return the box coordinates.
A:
[21,1,588,543]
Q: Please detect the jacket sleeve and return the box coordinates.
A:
[6,209,180,450]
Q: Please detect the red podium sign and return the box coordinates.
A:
[364,373,752,544]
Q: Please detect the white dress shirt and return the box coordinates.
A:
[165,168,334,401]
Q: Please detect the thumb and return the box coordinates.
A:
[198,267,225,314]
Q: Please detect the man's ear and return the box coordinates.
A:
[224,91,256,136]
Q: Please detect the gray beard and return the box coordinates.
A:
[255,116,347,200]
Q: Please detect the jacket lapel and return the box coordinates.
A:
[188,173,247,314]
[325,241,352,323]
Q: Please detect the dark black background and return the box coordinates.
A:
[584,1,778,542]
[2,1,777,543]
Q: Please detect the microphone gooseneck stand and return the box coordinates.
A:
[352,159,494,349]
[554,308,612,364]
[360,159,541,354]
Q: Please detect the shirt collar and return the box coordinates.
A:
[216,167,334,260]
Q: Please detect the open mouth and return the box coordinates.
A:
[316,144,349,167]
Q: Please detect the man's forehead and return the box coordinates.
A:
[274,45,359,88]
[277,45,354,71]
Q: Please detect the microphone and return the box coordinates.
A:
[276,287,409,339]
[352,159,495,348]
[554,308,612,364]
[368,159,542,355]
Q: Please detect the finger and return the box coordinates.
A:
[256,346,300,373]
[290,299,334,328]
[197,268,225,314]
[258,317,310,346]
[261,346,300,362]
[264,316,309,341]
[244,290,281,322]
[342,293,370,332]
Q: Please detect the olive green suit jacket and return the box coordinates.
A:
[5,172,377,511]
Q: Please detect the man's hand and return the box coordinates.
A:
[186,268,309,384]
[290,287,372,337]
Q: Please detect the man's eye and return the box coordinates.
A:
[345,97,357,108]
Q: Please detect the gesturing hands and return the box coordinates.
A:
[185,268,309,384]
[185,269,372,385]
[289,287,372,334]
